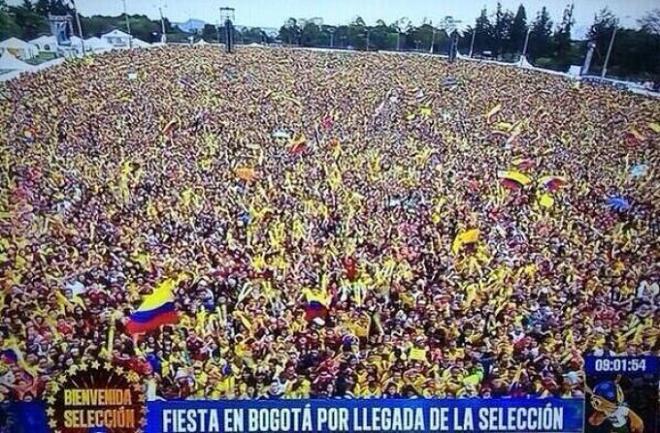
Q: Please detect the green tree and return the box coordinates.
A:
[528,6,553,60]
[638,9,660,34]
[201,24,218,42]
[0,0,21,39]
[34,0,49,16]
[473,7,494,55]
[369,19,396,50]
[492,2,509,56]
[604,27,660,80]
[553,3,575,68]
[507,5,528,55]
[347,16,367,49]
[587,8,618,73]
[300,18,322,47]
[279,17,301,45]
[125,14,159,42]
[405,22,436,51]
[7,3,49,40]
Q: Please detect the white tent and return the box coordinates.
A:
[84,37,113,53]
[69,36,84,51]
[195,39,208,46]
[132,38,151,48]
[29,35,58,53]
[0,50,34,72]
[101,30,132,48]
[0,37,38,60]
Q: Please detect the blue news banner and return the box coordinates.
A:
[4,398,583,433]
[147,398,583,433]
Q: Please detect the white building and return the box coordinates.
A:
[0,37,38,60]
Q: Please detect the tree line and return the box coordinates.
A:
[1,0,658,81]
[278,5,660,81]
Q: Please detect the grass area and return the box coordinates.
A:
[24,52,58,65]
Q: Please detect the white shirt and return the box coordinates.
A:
[607,405,629,428]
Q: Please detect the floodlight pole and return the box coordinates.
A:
[468,28,475,57]
[581,41,596,75]
[219,7,236,53]
[520,27,531,66]
[159,6,167,43]
[601,26,617,78]
[329,30,334,48]
[70,0,85,54]
[123,0,132,48]
[430,28,436,53]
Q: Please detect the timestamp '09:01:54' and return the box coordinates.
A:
[594,358,647,373]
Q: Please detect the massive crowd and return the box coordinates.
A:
[0,46,658,401]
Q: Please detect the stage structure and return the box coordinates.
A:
[48,14,72,47]
[220,7,236,53]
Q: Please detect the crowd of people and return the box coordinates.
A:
[0,46,658,401]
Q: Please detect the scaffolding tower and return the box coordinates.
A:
[220,7,235,53]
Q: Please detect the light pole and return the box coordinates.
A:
[520,27,531,65]
[122,0,132,48]
[601,26,617,78]
[396,31,401,51]
[581,41,596,75]
[468,28,476,57]
[429,28,436,54]
[158,6,167,43]
[365,29,370,51]
[69,0,85,54]
[328,28,335,48]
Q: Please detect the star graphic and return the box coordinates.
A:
[48,419,57,429]
[103,362,113,371]
[46,396,56,405]
[67,365,78,375]
[46,407,55,417]
[114,366,125,375]
[57,374,68,384]
[90,360,101,369]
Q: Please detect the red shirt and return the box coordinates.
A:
[343,257,357,281]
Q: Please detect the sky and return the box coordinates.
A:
[10,0,658,35]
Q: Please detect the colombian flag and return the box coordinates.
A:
[126,278,179,334]
[304,290,330,322]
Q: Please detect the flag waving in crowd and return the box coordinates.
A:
[126,277,180,335]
